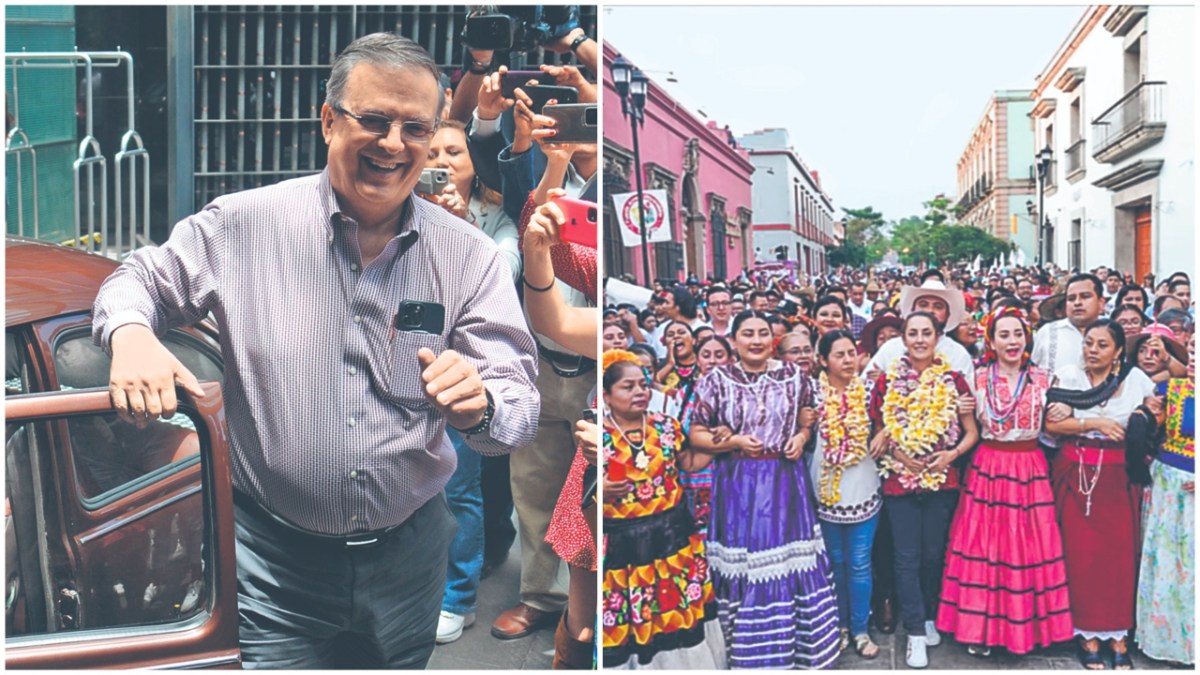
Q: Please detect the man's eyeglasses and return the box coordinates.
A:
[709,301,732,308]
[332,105,438,143]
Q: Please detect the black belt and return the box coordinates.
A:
[233,489,404,549]
[538,343,596,378]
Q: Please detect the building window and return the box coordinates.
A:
[710,195,728,280]
[1068,218,1082,271]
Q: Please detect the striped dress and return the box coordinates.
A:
[692,363,840,669]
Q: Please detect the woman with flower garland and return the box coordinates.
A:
[867,312,979,669]
[808,329,883,659]
[936,306,1074,658]
[678,335,734,540]
[688,310,839,670]
[1044,319,1158,670]
[1136,334,1194,666]
[601,350,722,669]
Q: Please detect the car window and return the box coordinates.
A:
[52,329,223,392]
[6,332,29,395]
[51,331,221,506]
[6,411,211,637]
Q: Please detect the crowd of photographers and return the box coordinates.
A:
[599,261,1194,669]
[419,8,602,670]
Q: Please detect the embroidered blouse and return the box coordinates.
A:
[692,362,815,459]
[974,365,1053,442]
[603,413,685,520]
[1157,378,1194,474]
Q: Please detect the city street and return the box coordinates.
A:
[429,519,564,670]
[834,630,1176,670]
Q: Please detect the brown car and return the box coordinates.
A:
[5,236,240,668]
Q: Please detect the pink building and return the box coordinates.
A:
[602,41,755,285]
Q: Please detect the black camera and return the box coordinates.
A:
[463,5,582,54]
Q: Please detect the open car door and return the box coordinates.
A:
[5,383,240,669]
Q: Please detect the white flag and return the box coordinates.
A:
[611,190,672,247]
[1015,248,1026,267]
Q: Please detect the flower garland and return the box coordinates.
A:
[817,372,869,506]
[878,354,961,490]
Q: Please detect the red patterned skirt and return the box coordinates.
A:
[937,440,1074,652]
[545,448,596,570]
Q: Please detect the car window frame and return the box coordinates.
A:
[4,384,240,668]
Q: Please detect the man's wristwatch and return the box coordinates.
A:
[568,33,590,53]
[454,390,495,435]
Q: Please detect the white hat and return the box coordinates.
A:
[898,279,967,331]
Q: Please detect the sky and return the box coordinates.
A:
[604,4,1085,223]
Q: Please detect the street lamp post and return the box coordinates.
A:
[1034,145,1052,268]
[611,56,652,286]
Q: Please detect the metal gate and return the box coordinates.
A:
[188,5,597,212]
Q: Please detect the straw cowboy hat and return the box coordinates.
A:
[898,279,967,331]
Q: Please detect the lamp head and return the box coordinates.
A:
[611,55,631,99]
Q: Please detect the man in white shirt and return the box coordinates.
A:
[864,279,976,385]
[846,281,874,320]
[1032,273,1105,374]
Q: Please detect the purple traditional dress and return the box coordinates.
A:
[693,361,840,669]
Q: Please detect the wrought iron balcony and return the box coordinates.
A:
[1065,138,1086,181]
[1092,81,1166,164]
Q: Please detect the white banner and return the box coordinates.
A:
[611,190,672,247]
[604,277,655,309]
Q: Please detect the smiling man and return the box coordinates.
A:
[92,33,539,668]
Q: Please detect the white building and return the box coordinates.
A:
[738,129,836,276]
[1030,5,1194,280]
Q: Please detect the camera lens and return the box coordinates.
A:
[584,106,597,126]
[405,305,423,325]
[587,207,597,223]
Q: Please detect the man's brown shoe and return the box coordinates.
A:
[491,603,562,640]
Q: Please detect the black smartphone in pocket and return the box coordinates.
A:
[395,301,445,335]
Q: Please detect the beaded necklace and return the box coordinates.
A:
[986,363,1028,424]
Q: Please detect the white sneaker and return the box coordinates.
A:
[924,620,941,647]
[436,611,476,644]
[906,635,928,669]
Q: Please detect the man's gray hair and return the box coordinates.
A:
[326,33,445,118]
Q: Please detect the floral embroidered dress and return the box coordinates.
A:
[602,412,721,669]
[936,365,1074,653]
[692,362,840,670]
[1136,378,1194,664]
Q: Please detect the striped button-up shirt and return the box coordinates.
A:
[93,170,540,535]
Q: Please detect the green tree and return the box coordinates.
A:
[828,205,887,267]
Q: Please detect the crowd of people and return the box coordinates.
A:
[601,261,1194,670]
[425,26,603,670]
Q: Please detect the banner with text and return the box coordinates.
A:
[612,190,671,247]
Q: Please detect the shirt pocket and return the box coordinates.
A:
[383,331,448,410]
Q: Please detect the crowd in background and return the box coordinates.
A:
[600,260,1194,670]
[418,20,602,671]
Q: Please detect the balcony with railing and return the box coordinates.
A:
[1091,81,1166,164]
[1065,138,1086,182]
[956,173,992,212]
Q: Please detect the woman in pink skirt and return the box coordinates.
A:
[937,306,1075,657]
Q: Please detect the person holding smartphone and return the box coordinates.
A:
[92,34,539,668]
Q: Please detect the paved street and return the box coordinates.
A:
[834,628,1182,670]
[429,516,567,670]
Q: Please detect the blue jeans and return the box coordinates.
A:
[442,429,483,615]
[821,513,880,636]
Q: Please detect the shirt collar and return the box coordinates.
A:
[318,167,422,243]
